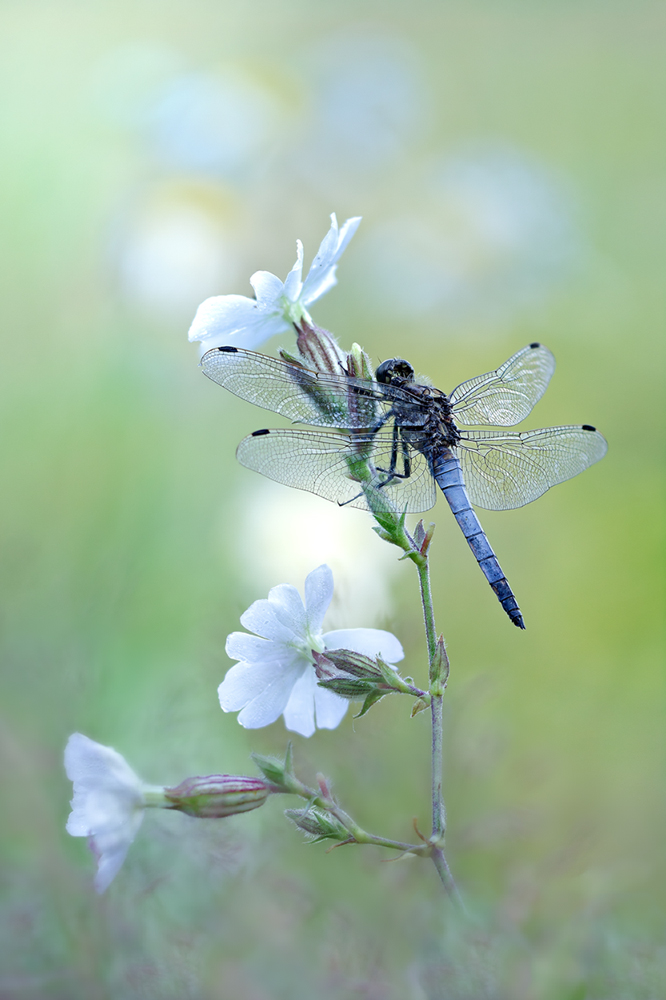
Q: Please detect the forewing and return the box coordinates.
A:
[457,425,608,510]
[201,346,405,429]
[236,428,437,513]
[450,343,556,426]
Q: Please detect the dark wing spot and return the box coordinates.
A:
[218,345,238,353]
[581,424,596,432]
[529,342,541,349]
[251,428,270,437]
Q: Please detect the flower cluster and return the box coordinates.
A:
[65,213,410,893]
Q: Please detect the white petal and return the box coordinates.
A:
[304,564,334,634]
[335,215,363,258]
[92,811,144,893]
[314,684,349,731]
[64,734,146,893]
[67,788,134,835]
[188,293,290,349]
[322,628,404,663]
[225,632,288,664]
[236,662,305,729]
[218,656,300,712]
[239,596,302,643]
[266,583,307,635]
[282,668,317,737]
[301,215,362,305]
[282,240,304,301]
[93,839,133,894]
[188,294,259,341]
[64,734,142,795]
[249,270,284,306]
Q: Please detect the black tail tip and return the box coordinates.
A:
[514,617,526,629]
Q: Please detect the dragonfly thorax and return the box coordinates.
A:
[375,358,415,386]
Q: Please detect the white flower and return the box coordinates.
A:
[64,733,162,893]
[187,213,361,350]
[219,564,404,738]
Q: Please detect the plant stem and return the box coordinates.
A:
[416,556,438,669]
[286,776,428,855]
[431,846,464,909]
[414,549,461,908]
[430,690,446,839]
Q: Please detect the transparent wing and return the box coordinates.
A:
[457,425,608,510]
[237,428,437,513]
[201,347,423,429]
[450,343,556,426]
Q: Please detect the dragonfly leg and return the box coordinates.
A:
[368,408,394,435]
[375,424,412,482]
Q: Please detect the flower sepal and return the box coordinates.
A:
[164,774,271,818]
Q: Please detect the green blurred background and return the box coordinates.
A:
[1,1,663,997]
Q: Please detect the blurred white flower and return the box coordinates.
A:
[187,213,361,350]
[361,146,579,326]
[298,33,429,198]
[231,480,401,629]
[64,733,162,893]
[219,564,403,738]
[145,68,288,179]
[92,45,293,181]
[114,179,245,320]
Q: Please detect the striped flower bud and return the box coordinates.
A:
[294,321,348,373]
[164,775,270,818]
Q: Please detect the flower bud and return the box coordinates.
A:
[284,807,350,843]
[164,775,270,818]
[313,650,383,701]
[313,648,383,682]
[430,635,450,689]
[346,343,374,380]
[295,321,347,373]
[251,744,295,792]
[413,519,436,555]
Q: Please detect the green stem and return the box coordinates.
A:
[416,557,438,670]
[414,549,461,907]
[430,692,446,839]
[431,846,465,910]
[286,776,428,855]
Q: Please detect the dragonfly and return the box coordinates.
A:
[201,342,607,629]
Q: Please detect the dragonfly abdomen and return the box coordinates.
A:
[432,451,525,629]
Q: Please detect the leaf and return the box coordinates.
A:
[354,689,387,718]
[411,698,430,718]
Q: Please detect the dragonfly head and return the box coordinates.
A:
[375,358,415,385]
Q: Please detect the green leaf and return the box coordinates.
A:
[354,689,386,718]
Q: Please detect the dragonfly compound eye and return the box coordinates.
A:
[375,358,415,384]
